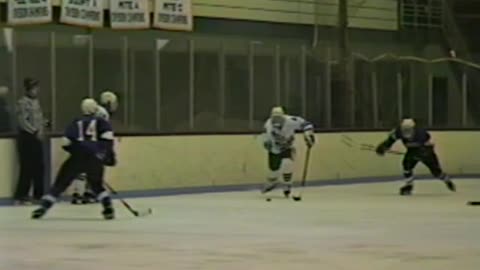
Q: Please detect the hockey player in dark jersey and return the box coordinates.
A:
[71,91,118,204]
[375,118,456,196]
[32,98,117,220]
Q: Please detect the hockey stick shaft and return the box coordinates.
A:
[341,135,405,155]
[300,147,312,187]
[359,144,405,155]
[293,147,312,200]
[104,182,139,216]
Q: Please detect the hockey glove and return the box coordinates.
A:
[95,151,117,167]
[304,133,315,148]
[375,144,387,156]
[263,140,273,152]
[103,151,117,167]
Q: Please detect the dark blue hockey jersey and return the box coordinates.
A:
[389,127,431,149]
[62,115,114,156]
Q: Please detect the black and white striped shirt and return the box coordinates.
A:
[16,96,43,134]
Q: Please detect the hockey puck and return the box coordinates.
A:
[467,201,480,206]
[266,198,271,202]
[292,196,302,201]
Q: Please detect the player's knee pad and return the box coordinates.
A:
[281,158,294,174]
[97,191,112,207]
[268,170,280,181]
[282,173,293,191]
[97,190,110,201]
[42,194,57,203]
[403,170,413,178]
[283,173,293,183]
[40,195,56,209]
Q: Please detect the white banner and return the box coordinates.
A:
[7,0,52,25]
[60,0,104,28]
[110,0,150,29]
[153,0,193,31]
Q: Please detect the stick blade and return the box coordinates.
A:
[135,208,153,217]
[292,196,302,201]
[467,201,480,206]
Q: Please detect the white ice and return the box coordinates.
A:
[1,179,480,270]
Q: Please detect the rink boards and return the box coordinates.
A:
[1,131,480,198]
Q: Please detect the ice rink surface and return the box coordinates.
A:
[1,179,480,270]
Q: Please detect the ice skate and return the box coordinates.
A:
[31,207,48,219]
[71,193,82,205]
[444,180,456,192]
[102,207,115,220]
[81,191,97,204]
[399,184,413,196]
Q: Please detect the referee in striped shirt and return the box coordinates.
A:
[14,78,45,205]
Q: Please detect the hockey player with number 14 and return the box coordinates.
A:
[71,91,118,204]
[32,99,117,220]
[261,107,315,197]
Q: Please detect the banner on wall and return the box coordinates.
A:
[7,0,53,25]
[110,0,150,29]
[60,0,104,28]
[153,0,193,31]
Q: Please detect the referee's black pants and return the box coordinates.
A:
[14,131,44,200]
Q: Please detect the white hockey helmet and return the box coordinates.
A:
[271,106,285,117]
[100,91,118,112]
[400,118,415,138]
[271,106,286,128]
[401,118,415,129]
[81,98,98,115]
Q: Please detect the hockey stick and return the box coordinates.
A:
[292,147,312,201]
[104,182,152,217]
[341,135,404,155]
[467,201,480,206]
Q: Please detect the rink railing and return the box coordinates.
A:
[1,30,480,134]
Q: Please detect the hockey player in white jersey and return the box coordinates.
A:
[96,91,118,121]
[261,107,315,197]
[71,91,118,204]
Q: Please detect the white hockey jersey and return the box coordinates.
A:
[263,115,313,154]
[96,105,110,121]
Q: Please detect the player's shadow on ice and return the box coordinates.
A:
[41,217,107,222]
[370,192,452,198]
[259,194,290,200]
